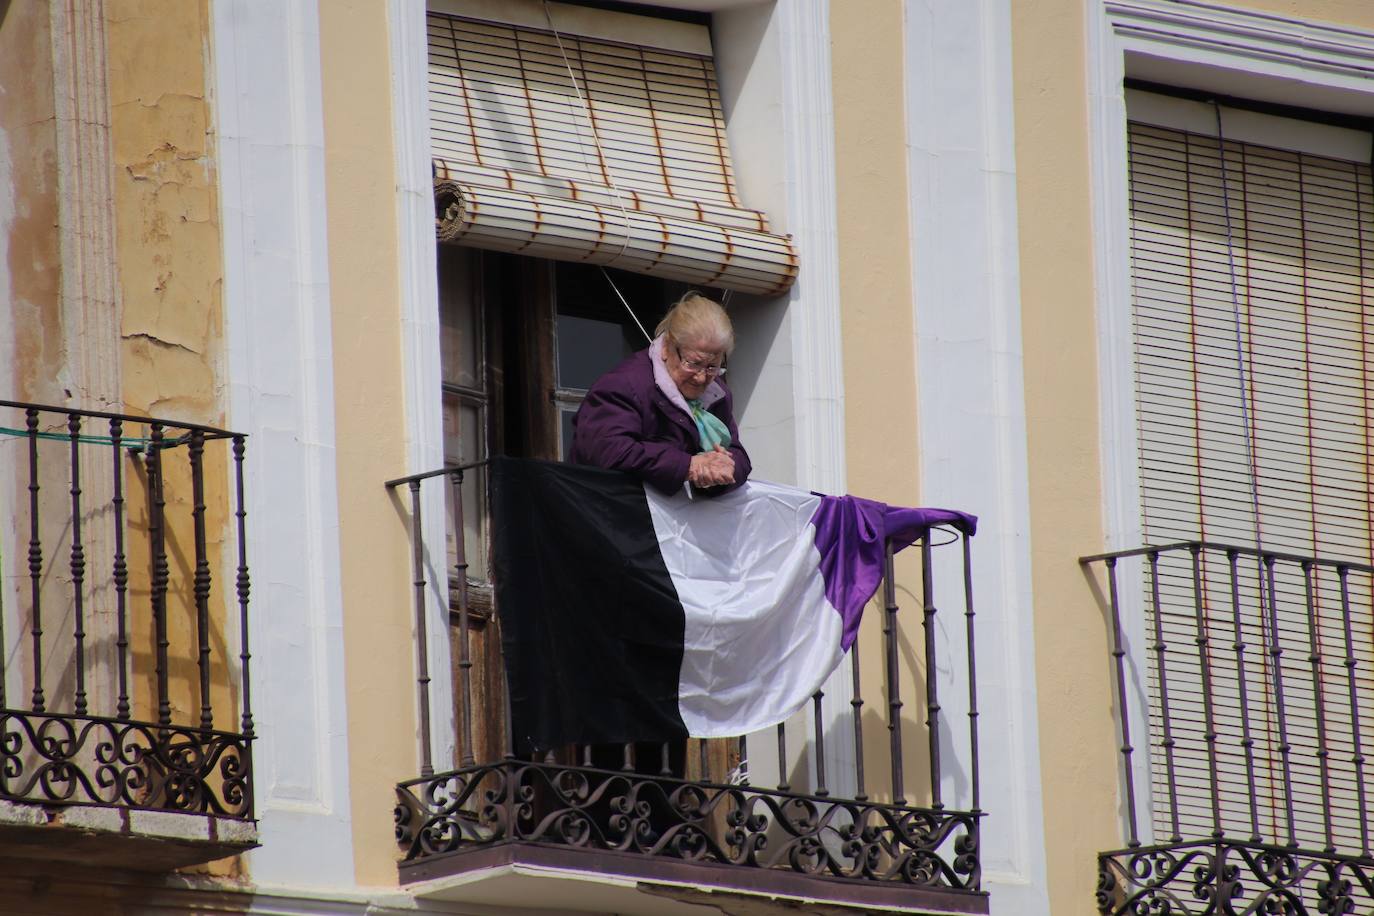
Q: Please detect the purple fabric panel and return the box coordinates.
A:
[810,495,978,651]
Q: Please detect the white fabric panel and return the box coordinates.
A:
[643,480,841,738]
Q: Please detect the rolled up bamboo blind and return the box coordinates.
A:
[427,11,798,295]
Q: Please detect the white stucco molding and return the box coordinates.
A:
[1106,0,1374,86]
[1086,0,1374,854]
[776,0,846,500]
[391,0,458,779]
[905,1,1048,911]
[214,0,356,885]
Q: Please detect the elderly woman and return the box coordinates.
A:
[570,292,751,495]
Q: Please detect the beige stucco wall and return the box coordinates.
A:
[317,0,417,887]
[1010,0,1374,911]
[110,0,222,425]
[0,3,62,404]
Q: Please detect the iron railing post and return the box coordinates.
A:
[450,467,476,768]
[961,532,980,813]
[1104,556,1140,847]
[407,479,434,778]
[921,536,942,810]
[883,539,905,805]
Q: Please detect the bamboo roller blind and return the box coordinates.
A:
[1128,118,1374,853]
[427,12,798,296]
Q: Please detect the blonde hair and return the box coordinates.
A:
[654,292,734,355]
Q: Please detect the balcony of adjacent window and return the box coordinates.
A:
[1083,541,1374,915]
[0,400,256,871]
[385,463,987,916]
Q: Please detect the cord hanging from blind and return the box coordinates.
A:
[1211,102,1266,558]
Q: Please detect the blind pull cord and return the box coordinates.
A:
[543,1,651,344]
[542,0,634,265]
[1212,101,1267,559]
[600,266,652,344]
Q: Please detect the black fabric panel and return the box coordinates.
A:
[493,457,688,752]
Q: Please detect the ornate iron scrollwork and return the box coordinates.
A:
[396,760,980,892]
[0,709,253,817]
[1098,842,1374,915]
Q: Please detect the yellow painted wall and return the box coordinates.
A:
[0,1,61,404]
[1010,0,1374,911]
[317,0,417,887]
[109,0,222,424]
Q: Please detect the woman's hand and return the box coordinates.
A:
[688,446,736,487]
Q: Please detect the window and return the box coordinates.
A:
[1126,90,1374,850]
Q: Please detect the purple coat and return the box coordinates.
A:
[569,348,752,495]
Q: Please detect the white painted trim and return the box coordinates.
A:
[214,0,356,885]
[776,0,846,500]
[396,1,457,772]
[1086,0,1156,850]
[1106,0,1374,88]
[764,0,854,796]
[904,0,1049,910]
[1087,0,1374,853]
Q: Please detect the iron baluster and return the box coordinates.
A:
[450,468,476,767]
[883,539,905,805]
[1188,544,1223,839]
[27,408,44,712]
[233,435,255,739]
[697,740,707,780]
[811,690,828,797]
[68,413,88,715]
[1105,557,1140,847]
[1263,554,1298,847]
[1337,566,1369,856]
[850,635,867,801]
[775,722,788,791]
[921,537,942,810]
[1146,550,1180,841]
[962,532,980,813]
[149,424,171,727]
[407,479,434,778]
[1226,549,1260,842]
[190,429,213,730]
[621,743,633,772]
[112,419,130,720]
[1300,561,1334,853]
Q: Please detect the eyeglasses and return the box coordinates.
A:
[675,344,726,378]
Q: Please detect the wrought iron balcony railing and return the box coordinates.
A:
[386,463,987,913]
[0,400,254,821]
[1082,541,1374,915]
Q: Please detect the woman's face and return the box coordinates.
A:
[664,337,725,400]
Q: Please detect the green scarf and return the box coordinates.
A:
[688,399,732,452]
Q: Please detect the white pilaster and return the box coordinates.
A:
[905,0,1049,911]
[214,0,356,884]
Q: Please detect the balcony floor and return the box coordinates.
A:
[404,842,989,915]
[0,799,257,871]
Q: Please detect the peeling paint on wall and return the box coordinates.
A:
[107,0,223,426]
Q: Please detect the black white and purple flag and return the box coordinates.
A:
[492,457,975,753]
